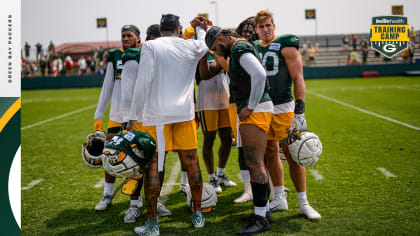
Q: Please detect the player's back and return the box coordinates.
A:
[142,36,207,125]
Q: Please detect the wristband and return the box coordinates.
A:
[294,99,305,114]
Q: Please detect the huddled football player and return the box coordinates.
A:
[127,14,209,234]
[90,25,144,223]
[205,25,274,235]
[196,16,237,194]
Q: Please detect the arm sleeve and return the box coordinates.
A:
[120,60,139,122]
[193,26,209,60]
[94,62,114,120]
[239,53,267,110]
[128,44,154,121]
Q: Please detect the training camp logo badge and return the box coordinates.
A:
[370,16,409,58]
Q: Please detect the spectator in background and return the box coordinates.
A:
[39,56,47,76]
[349,49,361,64]
[307,44,316,65]
[57,57,64,75]
[87,56,96,74]
[410,26,416,43]
[402,46,410,63]
[35,42,42,61]
[351,34,358,51]
[65,55,73,75]
[51,56,58,76]
[78,56,87,75]
[96,46,105,62]
[312,40,319,53]
[24,42,31,59]
[342,34,349,51]
[302,40,310,56]
[48,41,55,57]
[408,40,415,63]
[359,36,369,64]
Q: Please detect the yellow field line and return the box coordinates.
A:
[0,98,21,133]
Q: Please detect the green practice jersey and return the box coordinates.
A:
[106,48,124,80]
[122,48,141,64]
[228,40,271,112]
[105,131,156,170]
[255,34,299,105]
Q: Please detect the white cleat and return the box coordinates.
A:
[124,205,141,223]
[270,194,288,212]
[300,204,321,221]
[180,183,189,194]
[209,177,222,193]
[95,194,112,211]
[218,174,237,187]
[234,190,253,204]
[157,200,172,217]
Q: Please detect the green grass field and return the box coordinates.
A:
[21,76,420,235]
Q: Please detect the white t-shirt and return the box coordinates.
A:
[196,52,230,111]
[78,58,87,70]
[129,33,208,126]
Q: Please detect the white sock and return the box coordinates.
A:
[240,170,250,182]
[208,173,216,179]
[216,167,225,176]
[181,171,188,185]
[104,182,115,196]
[130,199,139,207]
[255,206,266,217]
[266,200,270,212]
[297,192,309,206]
[274,186,285,199]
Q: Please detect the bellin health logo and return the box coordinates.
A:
[370,16,409,58]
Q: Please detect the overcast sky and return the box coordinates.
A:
[22,0,419,48]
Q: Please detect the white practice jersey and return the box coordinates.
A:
[129,30,208,126]
[196,53,230,111]
[94,62,123,123]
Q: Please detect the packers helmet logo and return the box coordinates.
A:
[370,16,409,58]
[383,44,396,53]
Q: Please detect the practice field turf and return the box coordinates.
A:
[21,76,420,235]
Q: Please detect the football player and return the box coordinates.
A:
[93,25,145,223]
[127,14,209,233]
[121,24,172,219]
[232,16,258,204]
[102,131,160,235]
[205,26,274,235]
[196,17,236,194]
[254,10,321,220]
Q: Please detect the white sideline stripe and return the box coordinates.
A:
[307,90,420,131]
[21,104,97,130]
[311,86,420,92]
[94,178,105,188]
[159,160,181,203]
[309,169,324,180]
[22,179,44,190]
[377,167,397,178]
[22,97,92,104]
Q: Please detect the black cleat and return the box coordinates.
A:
[241,211,274,224]
[237,214,270,235]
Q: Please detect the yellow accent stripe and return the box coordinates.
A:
[258,36,280,48]
[0,98,21,133]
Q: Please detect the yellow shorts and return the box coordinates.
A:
[228,103,238,146]
[199,109,231,132]
[239,112,273,134]
[107,120,144,132]
[267,112,294,142]
[143,120,198,152]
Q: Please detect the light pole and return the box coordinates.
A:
[210,0,219,26]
